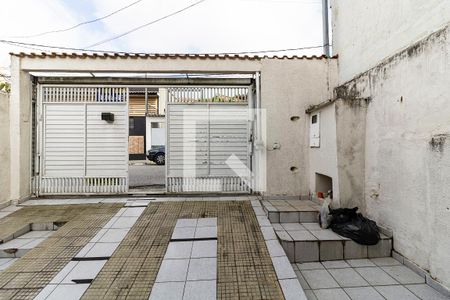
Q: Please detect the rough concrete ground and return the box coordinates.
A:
[128,165,165,187]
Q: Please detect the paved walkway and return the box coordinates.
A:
[294,258,449,300]
[0,199,288,300]
[0,198,448,300]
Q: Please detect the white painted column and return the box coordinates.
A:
[9,56,32,203]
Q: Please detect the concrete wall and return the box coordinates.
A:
[308,103,340,204]
[261,59,338,197]
[332,0,450,82]
[0,92,10,205]
[335,24,450,288]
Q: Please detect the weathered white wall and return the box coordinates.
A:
[261,59,338,197]
[308,103,340,204]
[0,92,10,205]
[335,24,450,288]
[332,0,450,82]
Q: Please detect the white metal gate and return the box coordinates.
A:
[166,87,252,193]
[34,86,129,195]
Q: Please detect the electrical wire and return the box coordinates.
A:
[86,0,208,48]
[3,0,146,39]
[0,38,327,55]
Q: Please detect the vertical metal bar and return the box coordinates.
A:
[145,88,148,116]
[322,0,330,57]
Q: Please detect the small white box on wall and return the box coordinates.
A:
[310,113,320,147]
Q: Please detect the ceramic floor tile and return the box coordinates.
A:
[266,240,286,257]
[164,241,193,259]
[370,257,402,266]
[354,267,398,286]
[61,260,107,283]
[149,282,185,300]
[98,228,129,243]
[405,284,450,300]
[261,227,277,240]
[297,262,325,270]
[156,259,190,282]
[110,216,139,229]
[191,240,217,258]
[34,284,58,300]
[75,243,95,258]
[256,216,271,227]
[194,226,217,239]
[302,223,322,231]
[85,242,120,257]
[50,261,78,284]
[346,259,376,268]
[120,207,145,217]
[172,227,196,240]
[46,283,90,300]
[313,288,351,300]
[187,258,217,281]
[175,219,198,228]
[279,278,308,300]
[282,223,307,231]
[310,229,343,240]
[272,256,297,279]
[0,238,33,249]
[322,260,351,269]
[196,218,217,227]
[344,287,385,300]
[288,230,317,241]
[328,268,369,287]
[18,231,53,239]
[183,280,216,300]
[304,290,318,300]
[21,238,46,249]
[302,270,339,289]
[381,266,425,284]
[375,285,420,300]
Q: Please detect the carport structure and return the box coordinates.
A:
[9,53,265,198]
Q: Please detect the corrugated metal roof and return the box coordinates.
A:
[9,52,337,60]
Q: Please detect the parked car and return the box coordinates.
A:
[147,145,165,165]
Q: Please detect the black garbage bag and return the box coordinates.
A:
[329,207,380,245]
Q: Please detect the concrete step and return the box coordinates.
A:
[273,222,393,263]
[261,200,320,223]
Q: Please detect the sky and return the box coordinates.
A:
[0,0,325,76]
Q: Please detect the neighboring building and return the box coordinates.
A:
[307,0,450,289]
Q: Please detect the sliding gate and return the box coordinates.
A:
[166,87,253,193]
[34,86,129,195]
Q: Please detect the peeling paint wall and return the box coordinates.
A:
[335,98,368,211]
[335,23,450,288]
[332,0,450,83]
[261,59,338,197]
[0,92,10,205]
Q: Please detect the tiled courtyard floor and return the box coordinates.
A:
[294,258,449,300]
[0,198,448,300]
[0,200,286,300]
[0,203,122,300]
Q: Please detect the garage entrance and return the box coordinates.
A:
[32,81,256,196]
[166,87,253,193]
[35,86,129,195]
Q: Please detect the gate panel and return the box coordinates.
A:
[166,87,251,193]
[37,86,128,195]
